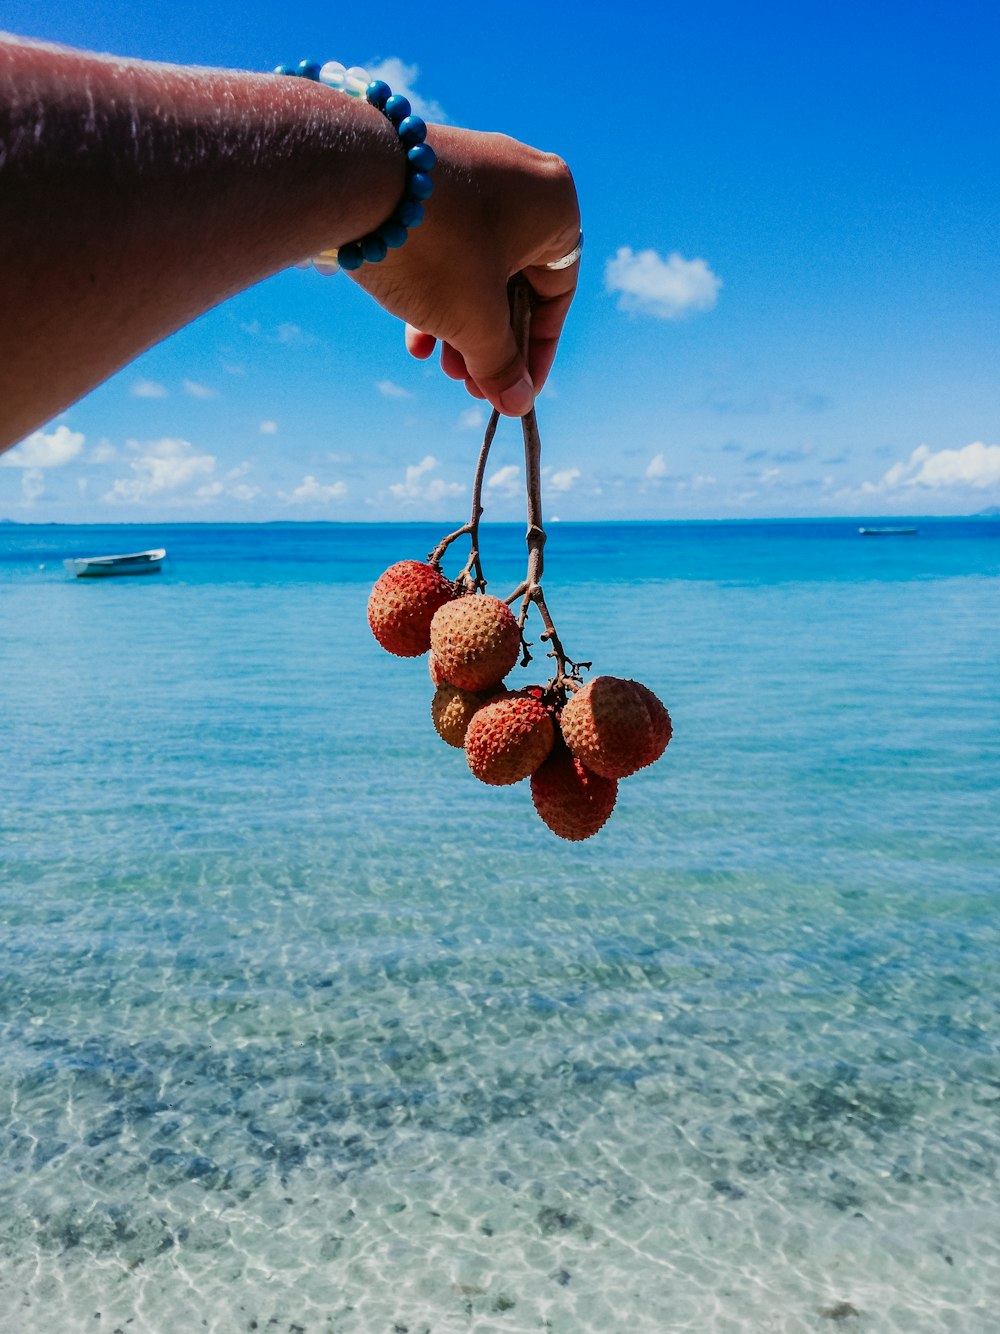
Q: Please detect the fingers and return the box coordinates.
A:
[521,282,576,392]
[520,260,578,390]
[406,314,536,417]
[459,317,535,417]
[403,286,575,414]
[439,341,467,381]
[405,324,436,359]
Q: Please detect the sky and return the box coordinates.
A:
[2,0,1000,522]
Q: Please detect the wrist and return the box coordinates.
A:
[272,62,435,274]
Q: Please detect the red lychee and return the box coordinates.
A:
[559,676,671,779]
[464,690,554,785]
[431,682,500,749]
[429,594,521,691]
[368,561,455,658]
[531,743,618,841]
[428,652,447,686]
[630,680,673,755]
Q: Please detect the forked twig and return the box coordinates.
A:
[427,408,500,589]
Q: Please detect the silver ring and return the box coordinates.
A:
[539,233,583,271]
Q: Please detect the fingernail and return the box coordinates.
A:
[500,374,535,417]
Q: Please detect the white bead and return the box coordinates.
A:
[344,65,370,97]
[312,250,340,276]
[319,61,347,90]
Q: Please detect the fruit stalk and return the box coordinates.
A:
[427,408,500,590]
[507,276,584,693]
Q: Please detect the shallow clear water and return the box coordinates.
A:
[1,520,998,1332]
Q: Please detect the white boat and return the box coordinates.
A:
[63,548,166,577]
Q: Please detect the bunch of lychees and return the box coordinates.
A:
[366,280,672,840]
[367,563,671,840]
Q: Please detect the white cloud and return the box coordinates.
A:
[549,467,581,493]
[486,464,520,497]
[242,321,315,347]
[668,472,717,493]
[458,406,486,431]
[367,58,447,122]
[102,438,216,504]
[131,379,168,398]
[389,454,464,504]
[1,424,85,469]
[183,379,219,400]
[645,452,668,480]
[230,483,261,502]
[259,420,278,435]
[376,379,411,400]
[90,441,117,463]
[275,322,312,347]
[868,441,1000,492]
[21,469,45,504]
[282,475,347,505]
[605,247,722,320]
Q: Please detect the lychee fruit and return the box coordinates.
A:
[531,743,618,841]
[630,680,673,755]
[368,561,455,658]
[429,594,521,691]
[431,682,500,749]
[428,652,447,686]
[464,690,555,786]
[559,676,671,779]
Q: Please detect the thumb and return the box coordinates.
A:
[459,320,536,418]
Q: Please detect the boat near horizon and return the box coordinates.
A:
[858,526,919,536]
[63,548,166,577]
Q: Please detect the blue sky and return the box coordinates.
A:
[3,0,999,521]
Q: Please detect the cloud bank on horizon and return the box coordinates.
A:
[8,417,996,519]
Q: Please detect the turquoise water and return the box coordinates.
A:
[1,520,998,1333]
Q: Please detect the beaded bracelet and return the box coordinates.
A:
[273,60,435,275]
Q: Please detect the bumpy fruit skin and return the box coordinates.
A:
[630,680,673,756]
[464,691,554,785]
[428,652,447,687]
[429,594,521,691]
[531,744,618,841]
[560,676,671,779]
[431,682,499,749]
[368,561,455,658]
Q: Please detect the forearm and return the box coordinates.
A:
[0,36,404,448]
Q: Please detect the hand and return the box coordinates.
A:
[351,124,581,417]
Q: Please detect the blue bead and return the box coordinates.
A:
[366,80,391,110]
[338,242,364,271]
[360,234,388,264]
[395,199,424,229]
[273,64,298,76]
[383,94,411,126]
[397,115,427,147]
[407,143,436,173]
[380,220,408,249]
[408,171,433,201]
[297,60,322,80]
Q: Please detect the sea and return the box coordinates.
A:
[1,519,998,1334]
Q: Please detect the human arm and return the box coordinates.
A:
[0,35,581,452]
